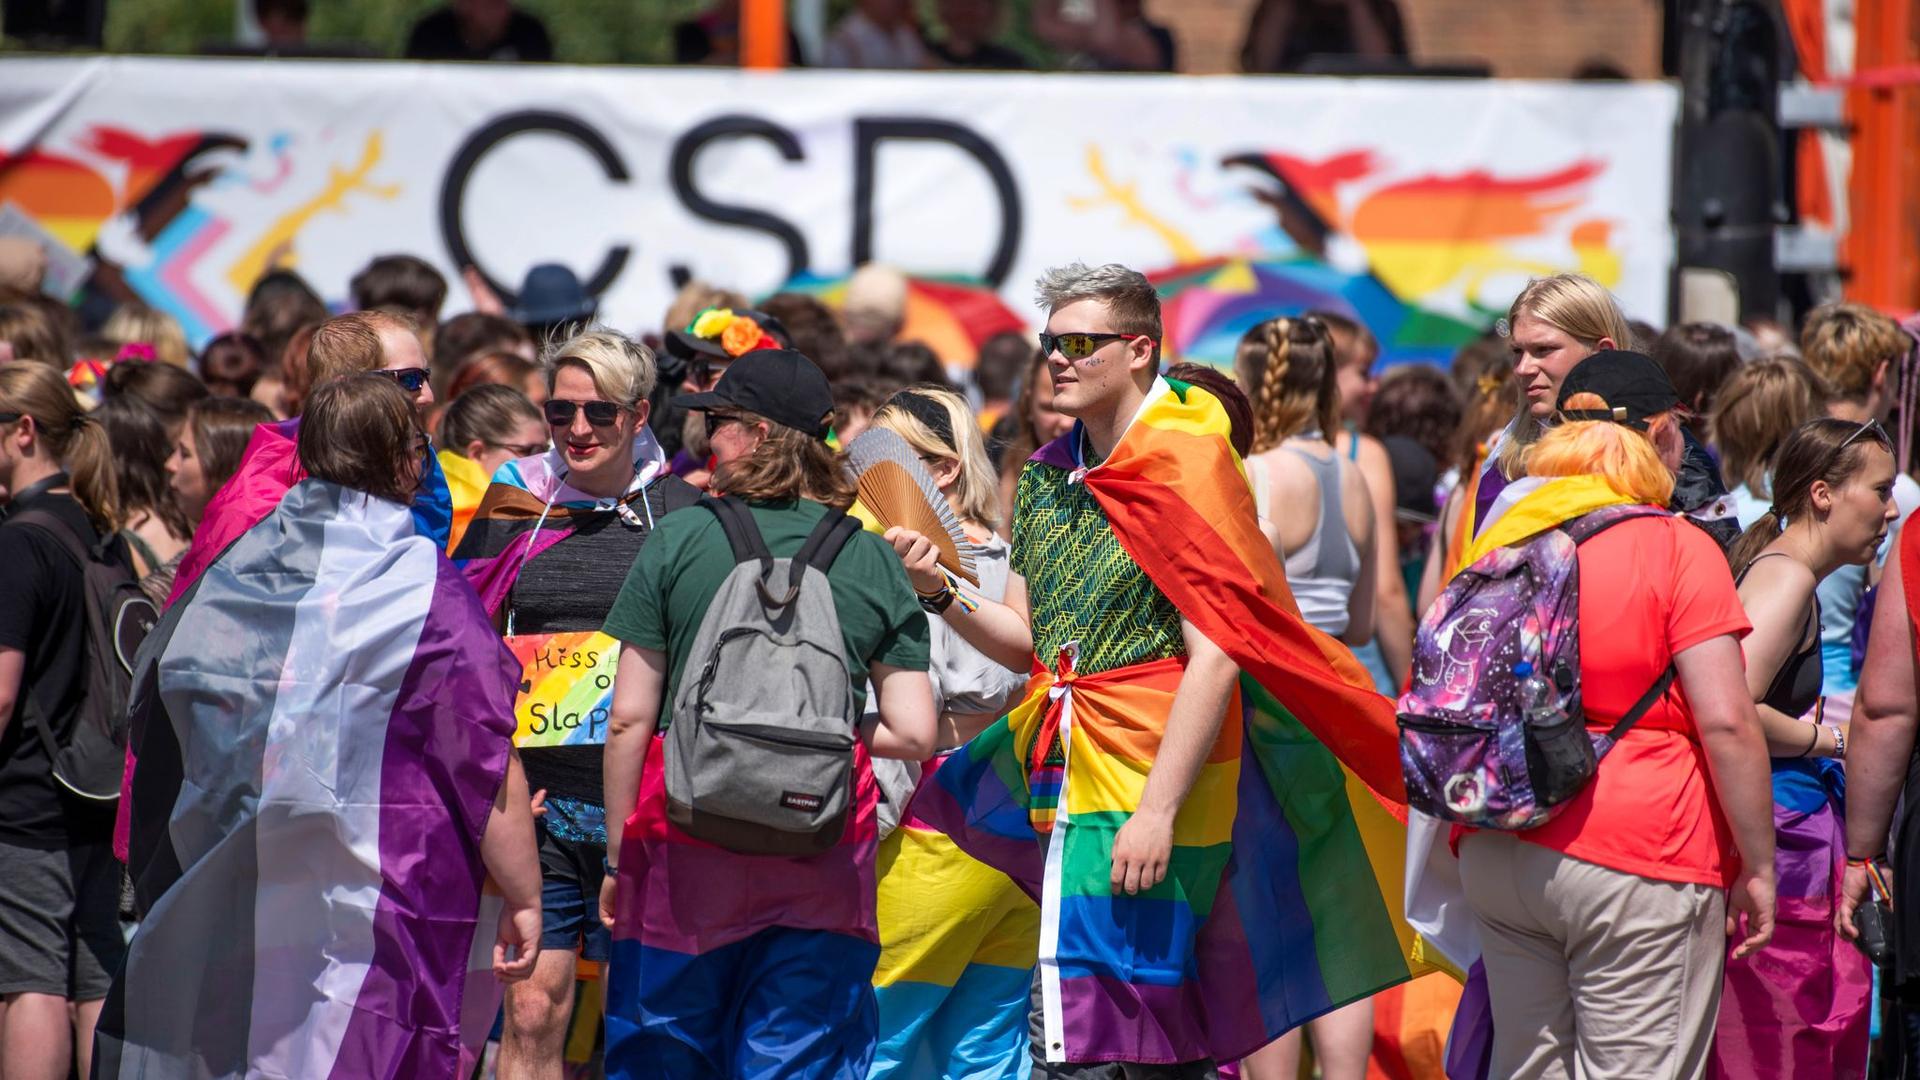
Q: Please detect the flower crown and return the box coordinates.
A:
[687,308,780,358]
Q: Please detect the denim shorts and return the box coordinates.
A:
[536,816,610,963]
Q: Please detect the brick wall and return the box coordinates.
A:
[1157,0,1664,78]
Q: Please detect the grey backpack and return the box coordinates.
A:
[664,496,864,856]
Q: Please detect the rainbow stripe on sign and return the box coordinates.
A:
[506,630,619,748]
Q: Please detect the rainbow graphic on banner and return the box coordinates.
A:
[506,630,619,749]
[913,377,1421,1066]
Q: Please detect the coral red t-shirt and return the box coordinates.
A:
[1515,515,1752,887]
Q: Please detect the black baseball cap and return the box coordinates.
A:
[1555,349,1681,431]
[673,349,834,440]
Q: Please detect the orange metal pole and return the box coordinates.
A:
[1845,0,1920,309]
[741,0,787,69]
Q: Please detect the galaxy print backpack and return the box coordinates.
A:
[1397,503,1677,830]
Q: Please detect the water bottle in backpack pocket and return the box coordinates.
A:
[1397,504,1675,830]
[663,496,865,856]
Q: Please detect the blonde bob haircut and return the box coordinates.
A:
[1523,397,1681,507]
[869,386,1003,533]
[543,328,656,408]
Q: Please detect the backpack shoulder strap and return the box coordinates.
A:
[794,509,859,573]
[1606,665,1677,742]
[2,509,88,766]
[700,495,774,573]
[786,509,860,594]
[1562,504,1670,546]
[7,507,90,571]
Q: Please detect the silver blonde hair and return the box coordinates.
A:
[543,327,657,407]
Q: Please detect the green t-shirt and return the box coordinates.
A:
[602,498,931,729]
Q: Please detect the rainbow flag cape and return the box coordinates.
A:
[99,479,519,1079]
[913,378,1417,1066]
[871,754,1037,1080]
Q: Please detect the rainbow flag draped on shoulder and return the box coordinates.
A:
[99,480,519,1079]
[912,377,1418,1066]
[453,429,682,616]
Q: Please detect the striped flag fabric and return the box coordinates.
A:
[912,376,1419,1065]
[99,479,520,1079]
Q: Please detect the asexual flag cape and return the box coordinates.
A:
[166,417,453,606]
[99,480,519,1080]
[914,378,1418,1065]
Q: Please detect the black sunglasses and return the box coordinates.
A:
[380,367,432,393]
[1038,331,1147,361]
[544,399,626,427]
[0,412,20,424]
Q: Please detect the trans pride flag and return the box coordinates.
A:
[99,480,520,1079]
[914,377,1418,1065]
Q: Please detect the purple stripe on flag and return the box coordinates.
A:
[1055,973,1209,1066]
[328,558,520,1078]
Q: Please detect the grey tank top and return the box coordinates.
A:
[1274,444,1362,636]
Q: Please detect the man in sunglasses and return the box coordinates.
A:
[165,311,456,607]
[883,263,1409,1076]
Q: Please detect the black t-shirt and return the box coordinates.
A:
[506,475,700,807]
[0,491,117,847]
[404,7,553,62]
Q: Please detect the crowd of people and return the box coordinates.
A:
[2,244,1919,1080]
[97,0,1431,74]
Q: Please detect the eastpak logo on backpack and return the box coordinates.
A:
[1396,503,1676,831]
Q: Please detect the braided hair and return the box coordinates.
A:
[1234,315,1340,454]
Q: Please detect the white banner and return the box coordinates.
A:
[0,57,1676,359]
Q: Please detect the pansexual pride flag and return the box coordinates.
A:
[99,480,520,1079]
[914,378,1417,1066]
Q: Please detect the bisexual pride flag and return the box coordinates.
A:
[99,480,520,1079]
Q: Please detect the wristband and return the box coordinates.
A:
[1828,723,1846,759]
[1798,722,1820,758]
[602,855,618,876]
[1847,854,1883,866]
[918,583,956,615]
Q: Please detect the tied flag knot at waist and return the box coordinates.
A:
[1029,641,1080,773]
[1025,647,1193,774]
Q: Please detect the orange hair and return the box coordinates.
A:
[1524,402,1679,506]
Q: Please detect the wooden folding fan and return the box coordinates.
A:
[844,426,979,585]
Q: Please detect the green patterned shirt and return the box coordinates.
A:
[1011,461,1186,677]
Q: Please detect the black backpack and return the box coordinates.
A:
[6,508,158,803]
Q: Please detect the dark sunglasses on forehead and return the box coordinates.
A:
[1839,418,1892,452]
[544,399,627,427]
[380,367,431,393]
[1038,331,1151,361]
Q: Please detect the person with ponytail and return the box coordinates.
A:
[1230,313,1377,1080]
[0,361,129,1080]
[1235,314,1378,648]
[1709,418,1895,1078]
